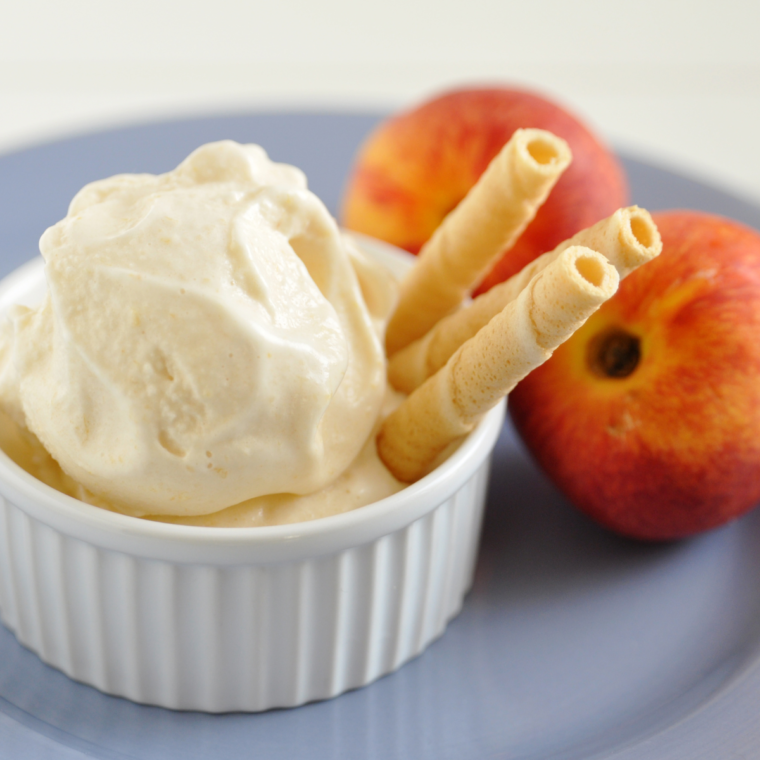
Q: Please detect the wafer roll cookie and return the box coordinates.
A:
[378,246,619,483]
[388,206,660,393]
[385,129,572,356]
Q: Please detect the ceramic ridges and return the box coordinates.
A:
[0,459,490,712]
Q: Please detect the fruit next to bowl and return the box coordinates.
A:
[510,211,760,541]
[340,86,628,293]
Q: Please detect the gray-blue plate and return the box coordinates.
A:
[1,113,759,760]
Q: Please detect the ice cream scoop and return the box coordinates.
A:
[0,141,396,517]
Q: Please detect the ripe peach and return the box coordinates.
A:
[509,211,760,540]
[340,87,628,293]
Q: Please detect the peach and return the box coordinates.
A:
[509,211,760,540]
[340,87,628,294]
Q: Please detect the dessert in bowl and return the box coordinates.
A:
[0,141,504,710]
[0,127,655,711]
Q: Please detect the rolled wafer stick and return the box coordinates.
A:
[377,246,619,483]
[385,128,572,356]
[388,206,661,393]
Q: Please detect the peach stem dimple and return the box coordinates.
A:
[588,328,641,379]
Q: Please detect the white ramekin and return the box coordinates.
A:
[0,235,504,712]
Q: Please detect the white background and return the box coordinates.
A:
[2,0,760,203]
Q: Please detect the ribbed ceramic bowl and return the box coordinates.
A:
[0,235,504,712]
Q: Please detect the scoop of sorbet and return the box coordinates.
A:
[0,141,392,516]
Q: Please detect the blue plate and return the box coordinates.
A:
[1,112,759,759]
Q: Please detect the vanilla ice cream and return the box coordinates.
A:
[0,141,403,520]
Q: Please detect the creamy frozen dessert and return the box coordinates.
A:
[0,141,404,524]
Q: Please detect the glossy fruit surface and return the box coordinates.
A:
[510,211,760,540]
[341,87,628,293]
